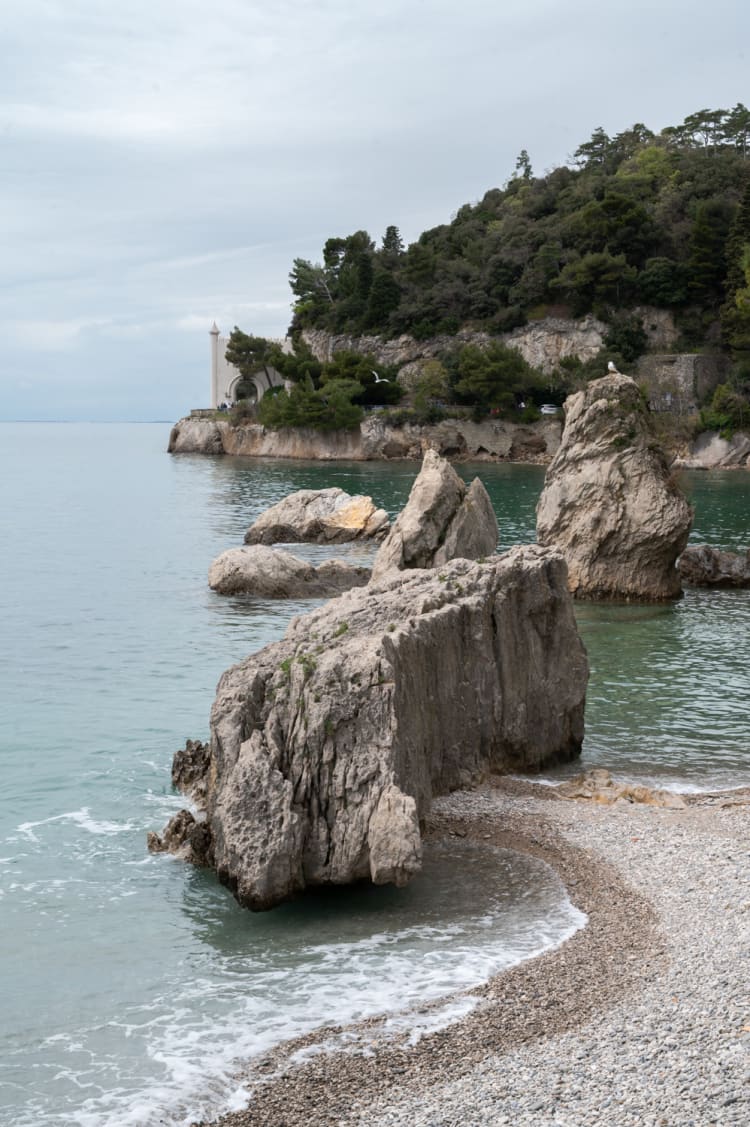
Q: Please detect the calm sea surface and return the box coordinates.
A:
[0,423,748,1126]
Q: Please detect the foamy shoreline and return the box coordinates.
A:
[192,777,748,1127]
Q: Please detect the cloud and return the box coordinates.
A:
[1,0,749,419]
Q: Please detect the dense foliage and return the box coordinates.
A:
[289,106,750,353]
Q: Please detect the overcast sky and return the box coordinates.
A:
[1,0,748,420]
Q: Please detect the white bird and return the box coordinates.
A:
[371,370,389,383]
[607,361,621,374]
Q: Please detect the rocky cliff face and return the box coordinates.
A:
[167,414,562,463]
[536,373,693,600]
[152,548,588,909]
[370,450,498,582]
[303,315,607,377]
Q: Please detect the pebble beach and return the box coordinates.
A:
[199,779,749,1127]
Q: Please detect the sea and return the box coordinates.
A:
[0,422,748,1127]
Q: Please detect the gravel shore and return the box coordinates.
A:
[197,780,749,1127]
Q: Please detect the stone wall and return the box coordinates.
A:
[636,353,728,414]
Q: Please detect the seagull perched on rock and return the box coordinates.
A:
[371,369,389,383]
[607,361,621,375]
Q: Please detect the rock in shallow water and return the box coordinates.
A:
[244,487,390,545]
[536,373,693,600]
[370,449,498,582]
[679,544,750,588]
[154,547,588,910]
[208,544,370,598]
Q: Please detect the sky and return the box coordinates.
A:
[1,0,748,421]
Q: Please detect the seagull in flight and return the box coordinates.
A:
[371,370,389,384]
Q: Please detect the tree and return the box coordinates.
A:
[364,270,401,328]
[552,252,637,315]
[224,329,274,388]
[380,225,405,261]
[687,200,734,302]
[514,149,533,181]
[453,342,534,411]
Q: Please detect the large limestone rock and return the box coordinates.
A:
[245,488,389,545]
[536,374,693,600]
[152,548,588,909]
[208,545,370,598]
[370,450,498,582]
[168,417,226,454]
[679,544,750,588]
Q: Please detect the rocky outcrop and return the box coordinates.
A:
[557,768,686,809]
[152,548,588,909]
[674,430,750,469]
[370,451,498,583]
[167,414,562,463]
[302,316,607,376]
[536,374,693,600]
[679,545,750,588]
[244,488,389,545]
[168,417,226,454]
[208,545,370,598]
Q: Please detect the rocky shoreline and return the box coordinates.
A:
[191,779,749,1127]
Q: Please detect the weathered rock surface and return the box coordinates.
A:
[557,768,687,809]
[536,373,693,600]
[152,548,588,909]
[679,544,750,587]
[168,417,226,454]
[167,414,562,462]
[208,545,370,598]
[244,487,389,545]
[147,809,212,864]
[172,738,211,805]
[674,429,750,469]
[370,450,498,583]
[302,316,608,376]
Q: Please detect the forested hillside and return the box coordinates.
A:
[289,105,750,359]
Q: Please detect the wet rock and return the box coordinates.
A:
[171,738,212,805]
[147,809,213,864]
[536,373,693,600]
[208,545,370,598]
[244,488,389,545]
[678,544,750,588]
[370,450,498,582]
[557,768,687,809]
[155,547,588,909]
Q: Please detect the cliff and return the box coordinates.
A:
[168,413,563,462]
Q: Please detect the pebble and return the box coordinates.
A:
[200,784,749,1127]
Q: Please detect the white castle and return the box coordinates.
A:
[209,323,290,408]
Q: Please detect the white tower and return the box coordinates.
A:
[209,321,221,409]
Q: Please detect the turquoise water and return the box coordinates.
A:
[0,424,748,1126]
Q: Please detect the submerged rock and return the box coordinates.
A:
[152,547,588,909]
[244,488,389,545]
[536,374,693,600]
[679,544,750,588]
[370,450,498,582]
[208,545,370,598]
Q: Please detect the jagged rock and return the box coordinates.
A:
[153,547,588,909]
[172,739,212,805]
[679,544,750,587]
[370,450,498,582]
[536,374,693,600]
[147,809,213,864]
[208,545,370,598]
[557,768,687,809]
[244,488,389,545]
